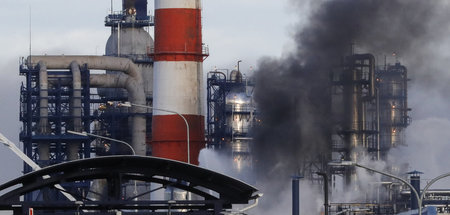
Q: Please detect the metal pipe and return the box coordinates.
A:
[292,176,303,215]
[38,61,50,161]
[28,56,147,156]
[238,193,263,213]
[90,73,146,156]
[376,88,380,161]
[68,61,82,160]
[71,61,82,133]
[237,60,242,73]
[28,56,141,79]
[118,21,121,56]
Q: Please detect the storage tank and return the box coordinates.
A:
[102,0,154,99]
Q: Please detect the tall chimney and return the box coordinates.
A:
[151,0,205,165]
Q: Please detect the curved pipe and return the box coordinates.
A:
[28,56,141,79]
[29,56,147,156]
[90,73,147,155]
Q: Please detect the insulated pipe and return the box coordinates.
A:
[152,0,205,165]
[68,61,82,160]
[38,61,50,161]
[28,56,141,79]
[28,56,147,156]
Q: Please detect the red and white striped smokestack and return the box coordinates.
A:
[152,0,206,165]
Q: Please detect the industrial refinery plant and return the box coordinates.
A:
[1,0,450,215]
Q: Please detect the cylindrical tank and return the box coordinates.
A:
[378,63,408,157]
[105,27,154,98]
[152,0,205,165]
[340,54,376,186]
[342,66,362,185]
[226,85,254,173]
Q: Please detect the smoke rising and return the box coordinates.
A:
[252,0,450,212]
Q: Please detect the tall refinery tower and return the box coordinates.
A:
[151,0,208,165]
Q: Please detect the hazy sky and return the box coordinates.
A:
[2,2,450,211]
[0,0,296,184]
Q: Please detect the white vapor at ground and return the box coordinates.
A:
[198,148,324,214]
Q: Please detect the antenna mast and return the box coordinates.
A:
[29,4,32,67]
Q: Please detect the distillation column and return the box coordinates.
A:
[377,63,409,159]
[332,54,376,186]
[152,0,205,165]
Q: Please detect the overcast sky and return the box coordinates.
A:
[0,0,297,184]
[2,1,450,208]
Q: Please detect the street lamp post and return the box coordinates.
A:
[418,172,450,213]
[67,130,139,201]
[118,102,191,164]
[67,130,135,155]
[329,161,422,215]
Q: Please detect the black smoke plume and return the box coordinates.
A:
[252,0,449,210]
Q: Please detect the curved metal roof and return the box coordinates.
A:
[0,155,258,212]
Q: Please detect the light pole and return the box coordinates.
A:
[67,130,135,155]
[118,102,191,164]
[329,161,422,215]
[67,130,139,201]
[418,172,450,213]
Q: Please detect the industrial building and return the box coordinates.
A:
[0,0,449,215]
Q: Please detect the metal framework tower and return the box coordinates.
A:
[331,54,379,184]
[206,71,228,149]
[330,54,410,207]
[206,69,257,179]
[19,62,92,201]
[19,58,154,203]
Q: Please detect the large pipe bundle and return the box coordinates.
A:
[29,56,147,156]
[152,0,205,165]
